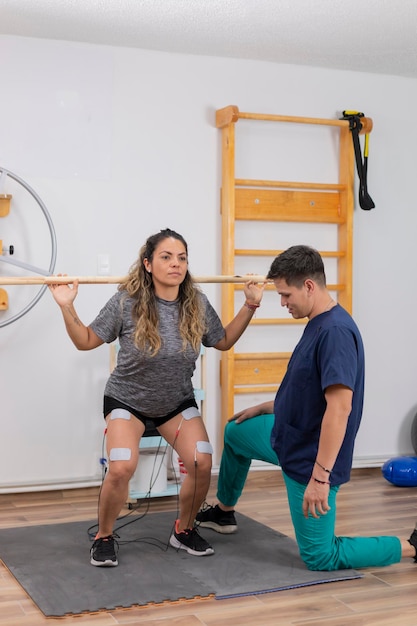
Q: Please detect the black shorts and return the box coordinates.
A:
[103,395,199,436]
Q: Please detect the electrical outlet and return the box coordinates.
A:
[97,253,110,275]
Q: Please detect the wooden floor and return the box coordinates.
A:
[0,467,416,625]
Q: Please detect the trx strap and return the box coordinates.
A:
[341,110,375,211]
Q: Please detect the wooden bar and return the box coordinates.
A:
[238,111,349,127]
[238,111,372,134]
[234,249,345,258]
[234,283,344,291]
[0,274,270,286]
[234,385,278,394]
[250,317,307,325]
[236,178,346,191]
[216,105,372,135]
[235,351,293,359]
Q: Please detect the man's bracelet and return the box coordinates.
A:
[312,476,331,485]
[244,301,260,311]
[315,460,332,474]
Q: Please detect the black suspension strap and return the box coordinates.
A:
[341,110,375,211]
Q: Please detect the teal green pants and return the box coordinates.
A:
[217,415,402,571]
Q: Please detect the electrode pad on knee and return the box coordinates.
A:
[109,448,132,461]
[196,441,213,455]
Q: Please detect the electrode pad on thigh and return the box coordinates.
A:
[182,407,200,420]
[110,408,131,420]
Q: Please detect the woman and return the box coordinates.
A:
[49,228,264,566]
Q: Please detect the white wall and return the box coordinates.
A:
[1,35,417,491]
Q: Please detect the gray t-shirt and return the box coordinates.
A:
[90,290,225,417]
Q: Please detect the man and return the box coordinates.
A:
[197,245,417,570]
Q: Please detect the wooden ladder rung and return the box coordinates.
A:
[234,352,293,359]
[216,105,351,129]
[249,318,307,326]
[235,178,346,191]
[234,283,345,292]
[234,249,346,258]
[234,385,278,394]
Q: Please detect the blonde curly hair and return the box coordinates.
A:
[119,228,206,355]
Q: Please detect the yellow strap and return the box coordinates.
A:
[364,133,370,158]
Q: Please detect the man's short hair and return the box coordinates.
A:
[267,245,326,287]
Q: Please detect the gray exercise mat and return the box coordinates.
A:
[0,511,361,616]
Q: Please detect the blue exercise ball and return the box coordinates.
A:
[412,412,417,455]
[382,456,417,487]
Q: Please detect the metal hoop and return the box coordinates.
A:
[0,167,57,327]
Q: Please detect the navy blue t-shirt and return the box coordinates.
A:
[271,304,364,486]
